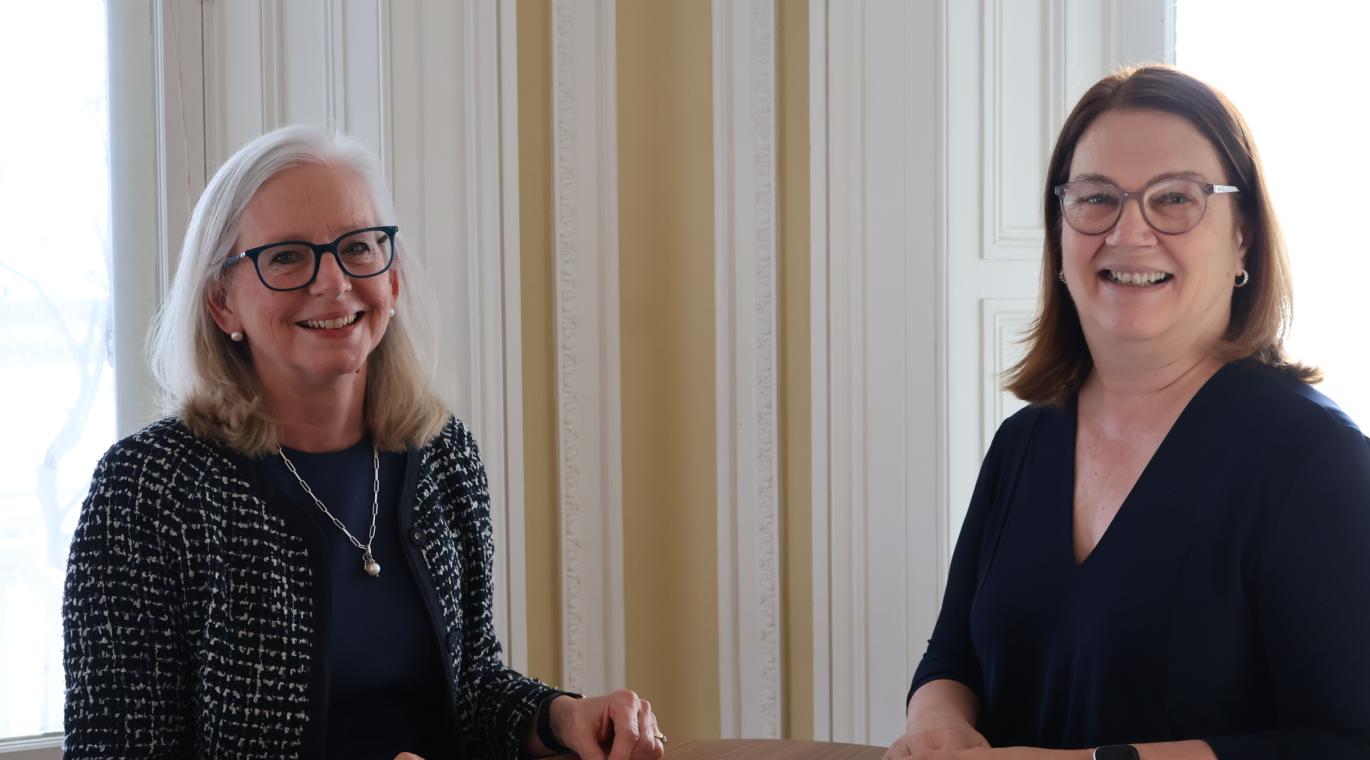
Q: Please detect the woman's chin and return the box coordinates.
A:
[1087,317,1173,349]
[291,356,370,385]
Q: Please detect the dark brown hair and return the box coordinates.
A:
[1005,65,1317,404]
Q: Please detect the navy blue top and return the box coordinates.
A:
[263,440,460,760]
[911,360,1370,759]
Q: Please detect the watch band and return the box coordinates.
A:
[536,690,582,754]
[1093,745,1140,760]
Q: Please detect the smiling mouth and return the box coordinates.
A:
[299,311,362,330]
[1100,269,1173,287]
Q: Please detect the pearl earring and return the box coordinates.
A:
[388,307,396,317]
[230,331,244,342]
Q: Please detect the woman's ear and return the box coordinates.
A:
[207,283,240,334]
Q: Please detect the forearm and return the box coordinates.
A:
[906,678,980,729]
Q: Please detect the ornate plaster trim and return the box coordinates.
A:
[714,0,782,739]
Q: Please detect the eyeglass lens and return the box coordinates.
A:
[1059,178,1213,235]
[255,228,394,290]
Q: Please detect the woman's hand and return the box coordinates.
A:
[550,689,665,760]
[883,717,990,760]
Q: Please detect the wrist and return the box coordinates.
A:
[538,692,580,753]
[906,708,973,733]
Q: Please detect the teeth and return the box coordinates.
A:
[303,312,359,329]
[1106,270,1169,286]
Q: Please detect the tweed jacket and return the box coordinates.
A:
[62,416,557,759]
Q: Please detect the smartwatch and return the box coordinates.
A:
[1093,746,1140,760]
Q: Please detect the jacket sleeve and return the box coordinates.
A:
[62,438,194,759]
[446,423,560,759]
[1203,423,1370,760]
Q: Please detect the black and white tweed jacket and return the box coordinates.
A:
[62,416,556,759]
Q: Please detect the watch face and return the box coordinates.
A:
[1094,746,1140,760]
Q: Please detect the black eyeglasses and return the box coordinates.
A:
[221,225,398,291]
[1054,178,1239,235]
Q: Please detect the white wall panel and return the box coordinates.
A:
[983,0,1061,258]
[336,0,387,153]
[813,0,942,745]
[979,299,1034,454]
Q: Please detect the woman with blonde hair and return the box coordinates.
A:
[887,66,1370,759]
[63,125,664,760]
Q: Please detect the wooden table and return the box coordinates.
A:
[552,738,886,759]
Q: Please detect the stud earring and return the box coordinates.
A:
[230,331,244,342]
[388,307,396,317]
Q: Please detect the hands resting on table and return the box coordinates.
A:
[392,689,666,760]
[883,725,1099,759]
[882,717,1217,759]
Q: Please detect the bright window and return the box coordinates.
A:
[0,2,114,744]
[1177,1,1370,429]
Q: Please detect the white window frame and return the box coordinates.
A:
[0,2,196,755]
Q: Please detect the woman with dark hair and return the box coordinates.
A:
[885,66,1370,760]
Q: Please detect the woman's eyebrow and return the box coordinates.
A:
[249,224,378,245]
[1067,170,1207,186]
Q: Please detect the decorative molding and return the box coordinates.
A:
[551,0,626,696]
[714,0,782,740]
[807,0,831,741]
[979,299,1034,453]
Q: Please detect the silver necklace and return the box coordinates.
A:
[278,444,382,577]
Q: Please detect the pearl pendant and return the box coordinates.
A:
[363,553,381,577]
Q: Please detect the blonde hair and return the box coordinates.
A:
[149,125,449,454]
[1006,65,1317,404]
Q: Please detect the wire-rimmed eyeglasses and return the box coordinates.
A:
[1054,177,1239,236]
[221,225,398,291]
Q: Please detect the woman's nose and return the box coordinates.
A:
[310,252,352,295]
[1106,195,1157,247]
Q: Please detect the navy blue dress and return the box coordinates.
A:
[264,440,460,760]
[911,360,1370,758]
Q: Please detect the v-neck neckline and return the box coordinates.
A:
[1065,360,1235,569]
